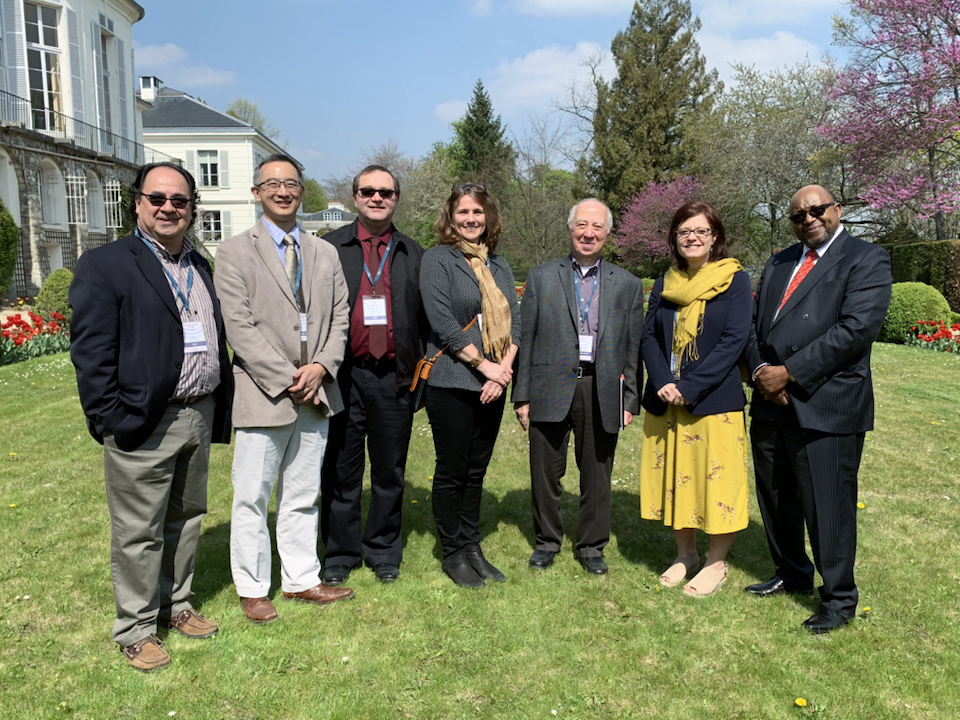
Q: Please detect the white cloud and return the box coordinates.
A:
[134,43,236,89]
[486,41,614,117]
[693,0,842,34]
[435,100,468,123]
[698,31,823,85]
[515,0,632,16]
[468,0,493,16]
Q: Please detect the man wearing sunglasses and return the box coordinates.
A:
[746,184,892,633]
[319,165,428,585]
[70,162,234,671]
[214,153,354,625]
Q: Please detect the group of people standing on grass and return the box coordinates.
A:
[69,156,892,673]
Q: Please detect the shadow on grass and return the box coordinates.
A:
[193,511,281,606]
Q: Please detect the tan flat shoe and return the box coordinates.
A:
[683,561,728,598]
[660,554,700,588]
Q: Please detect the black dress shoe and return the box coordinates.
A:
[803,606,852,634]
[465,545,505,582]
[441,553,485,588]
[322,565,351,586]
[576,554,608,575]
[529,549,557,568]
[374,564,400,583]
[744,577,814,597]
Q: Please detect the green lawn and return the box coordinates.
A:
[1,344,958,719]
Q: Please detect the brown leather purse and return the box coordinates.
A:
[410,317,478,408]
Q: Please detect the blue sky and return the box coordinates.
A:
[133,0,845,183]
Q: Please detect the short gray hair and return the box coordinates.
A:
[568,198,613,232]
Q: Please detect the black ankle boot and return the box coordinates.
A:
[441,551,485,588]
[465,544,506,582]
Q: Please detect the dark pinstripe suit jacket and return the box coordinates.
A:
[512,256,644,436]
[746,230,892,434]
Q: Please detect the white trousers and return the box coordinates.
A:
[230,408,328,597]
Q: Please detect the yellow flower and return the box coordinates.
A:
[411,500,418,504]
[8,503,16,509]
[857,502,865,509]
[863,606,871,613]
[795,698,808,707]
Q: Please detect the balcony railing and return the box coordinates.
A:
[0,88,176,166]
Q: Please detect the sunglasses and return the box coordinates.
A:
[453,182,486,193]
[357,188,396,199]
[140,193,190,210]
[789,202,836,225]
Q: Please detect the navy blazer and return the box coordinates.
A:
[641,270,752,416]
[70,234,233,452]
[323,220,428,389]
[745,230,892,434]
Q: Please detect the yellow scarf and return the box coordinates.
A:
[456,240,512,362]
[660,257,742,367]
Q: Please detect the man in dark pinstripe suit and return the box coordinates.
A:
[745,185,892,633]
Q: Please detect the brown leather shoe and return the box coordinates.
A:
[281,583,355,605]
[167,608,219,638]
[240,596,279,624]
[122,634,171,672]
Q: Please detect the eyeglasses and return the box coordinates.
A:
[257,179,302,191]
[789,202,836,225]
[357,187,396,199]
[139,193,191,210]
[453,183,486,193]
[676,228,714,239]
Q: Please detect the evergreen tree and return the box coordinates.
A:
[451,80,516,201]
[302,178,328,213]
[589,0,719,215]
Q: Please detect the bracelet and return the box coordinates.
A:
[469,354,484,369]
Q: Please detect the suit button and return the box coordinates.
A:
[177,328,183,335]
[176,362,182,369]
[802,313,809,319]
[791,346,798,352]
[294,325,299,330]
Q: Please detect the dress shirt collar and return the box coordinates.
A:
[263,217,301,249]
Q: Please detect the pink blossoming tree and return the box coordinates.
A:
[819,0,960,240]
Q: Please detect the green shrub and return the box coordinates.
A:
[878,282,952,343]
[35,268,74,326]
[952,311,960,325]
[642,278,656,294]
[0,197,18,300]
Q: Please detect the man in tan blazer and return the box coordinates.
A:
[214,153,354,624]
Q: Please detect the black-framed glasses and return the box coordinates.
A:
[357,187,396,199]
[453,182,486,193]
[257,179,302,191]
[789,202,836,225]
[139,192,190,210]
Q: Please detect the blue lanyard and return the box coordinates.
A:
[362,236,393,293]
[139,231,194,314]
[574,266,598,331]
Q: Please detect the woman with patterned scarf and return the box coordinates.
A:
[419,183,520,588]
[639,201,752,597]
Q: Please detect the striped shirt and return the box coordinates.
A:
[137,228,221,399]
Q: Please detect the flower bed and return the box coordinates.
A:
[905,319,960,353]
[0,311,70,366]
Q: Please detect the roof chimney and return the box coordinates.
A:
[139,76,162,103]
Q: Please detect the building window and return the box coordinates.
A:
[322,210,342,221]
[66,173,87,225]
[99,34,112,134]
[199,210,222,244]
[25,2,62,132]
[198,150,218,187]
[104,179,122,228]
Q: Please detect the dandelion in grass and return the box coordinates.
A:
[857,502,865,509]
[795,698,808,707]
[9,504,16,509]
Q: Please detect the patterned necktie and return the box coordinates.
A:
[282,234,298,290]
[778,249,818,311]
[368,236,388,359]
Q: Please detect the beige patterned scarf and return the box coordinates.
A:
[456,240,512,362]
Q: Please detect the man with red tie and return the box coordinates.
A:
[320,165,428,584]
[745,185,892,633]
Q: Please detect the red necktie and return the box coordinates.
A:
[778,249,818,311]
[368,237,388,359]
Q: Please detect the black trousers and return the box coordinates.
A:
[751,418,863,615]
[529,375,618,557]
[320,364,414,568]
[425,385,506,559]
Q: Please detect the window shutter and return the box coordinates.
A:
[66,10,83,122]
[221,211,231,240]
[91,22,106,145]
[185,150,197,183]
[2,0,27,99]
[116,38,128,140]
[218,150,229,188]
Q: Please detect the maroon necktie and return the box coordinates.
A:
[368,237,388,359]
[778,249,818,311]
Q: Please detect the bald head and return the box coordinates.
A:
[790,185,842,250]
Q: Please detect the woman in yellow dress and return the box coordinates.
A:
[639,201,752,597]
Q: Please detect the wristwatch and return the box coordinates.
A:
[469,354,484,369]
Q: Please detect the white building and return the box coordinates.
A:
[139,77,295,255]
[301,201,355,236]
[0,0,168,298]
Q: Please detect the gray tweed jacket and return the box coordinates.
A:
[420,244,520,392]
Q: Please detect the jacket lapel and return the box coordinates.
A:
[253,220,299,310]
[765,245,802,329]
[131,240,179,320]
[597,260,615,343]
[557,256,578,332]
[774,233,847,323]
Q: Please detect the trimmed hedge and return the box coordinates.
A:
[878,282,952,344]
[877,239,960,312]
[0,197,18,300]
[35,268,74,326]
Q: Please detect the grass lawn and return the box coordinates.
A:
[1,343,958,719]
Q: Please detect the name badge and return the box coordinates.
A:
[183,321,207,353]
[299,313,308,342]
[362,296,387,326]
[579,334,593,362]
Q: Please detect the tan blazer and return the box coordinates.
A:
[215,219,349,428]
